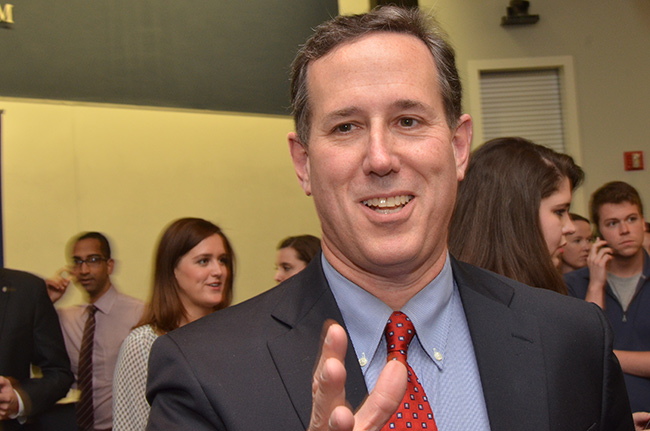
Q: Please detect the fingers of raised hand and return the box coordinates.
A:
[588,239,612,266]
[309,322,350,431]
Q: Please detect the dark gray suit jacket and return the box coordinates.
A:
[146,257,633,431]
[0,268,73,430]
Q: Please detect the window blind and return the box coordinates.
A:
[480,69,565,153]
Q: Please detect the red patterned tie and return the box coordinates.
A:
[76,305,97,431]
[382,311,438,431]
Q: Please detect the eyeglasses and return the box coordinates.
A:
[72,256,108,268]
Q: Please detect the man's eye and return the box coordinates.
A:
[399,118,417,127]
[336,123,354,133]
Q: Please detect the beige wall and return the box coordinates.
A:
[2,0,649,305]
[428,0,650,215]
[0,99,320,306]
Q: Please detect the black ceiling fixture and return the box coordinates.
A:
[501,0,539,26]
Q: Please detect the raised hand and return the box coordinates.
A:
[308,321,407,431]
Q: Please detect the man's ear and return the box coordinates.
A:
[452,114,473,182]
[288,132,312,196]
[107,258,115,275]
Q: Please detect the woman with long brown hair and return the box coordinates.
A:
[112,218,235,430]
[449,137,584,294]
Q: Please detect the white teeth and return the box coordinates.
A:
[362,195,413,212]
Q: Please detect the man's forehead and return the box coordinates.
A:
[307,32,441,115]
[599,202,643,218]
[312,31,435,71]
[72,238,103,256]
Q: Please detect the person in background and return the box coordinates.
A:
[643,221,650,256]
[274,235,321,283]
[46,232,144,431]
[565,181,650,412]
[559,213,593,274]
[113,218,235,431]
[449,137,583,295]
[0,268,73,430]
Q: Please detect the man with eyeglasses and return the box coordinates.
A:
[47,231,143,431]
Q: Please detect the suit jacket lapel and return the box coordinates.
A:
[267,258,368,429]
[452,259,550,431]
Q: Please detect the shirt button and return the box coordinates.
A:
[433,349,443,361]
[359,355,368,367]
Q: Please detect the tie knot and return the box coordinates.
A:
[87,305,98,316]
[385,311,415,364]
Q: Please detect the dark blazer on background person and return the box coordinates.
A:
[146,256,633,431]
[0,268,74,430]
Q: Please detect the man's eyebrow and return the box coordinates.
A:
[393,99,431,111]
[604,212,639,222]
[323,107,361,122]
[72,254,103,259]
[323,100,432,121]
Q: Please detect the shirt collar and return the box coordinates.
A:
[324,253,455,371]
[92,284,116,315]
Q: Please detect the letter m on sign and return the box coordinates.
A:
[0,4,14,24]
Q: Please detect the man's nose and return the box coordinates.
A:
[620,221,631,234]
[362,126,399,177]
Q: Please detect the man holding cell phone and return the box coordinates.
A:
[565,181,650,413]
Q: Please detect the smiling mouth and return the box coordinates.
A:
[362,195,413,214]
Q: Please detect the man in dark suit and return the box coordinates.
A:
[0,268,73,430]
[146,6,634,431]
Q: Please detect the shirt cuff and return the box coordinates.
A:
[8,388,26,422]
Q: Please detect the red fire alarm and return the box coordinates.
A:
[624,151,644,171]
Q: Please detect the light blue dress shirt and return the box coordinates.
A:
[324,253,491,430]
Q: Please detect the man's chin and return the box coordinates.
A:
[613,247,642,258]
[80,282,97,293]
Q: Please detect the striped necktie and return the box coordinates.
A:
[76,305,97,431]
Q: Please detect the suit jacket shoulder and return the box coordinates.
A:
[452,259,633,431]
[147,257,367,431]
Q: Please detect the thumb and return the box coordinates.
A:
[353,360,407,431]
